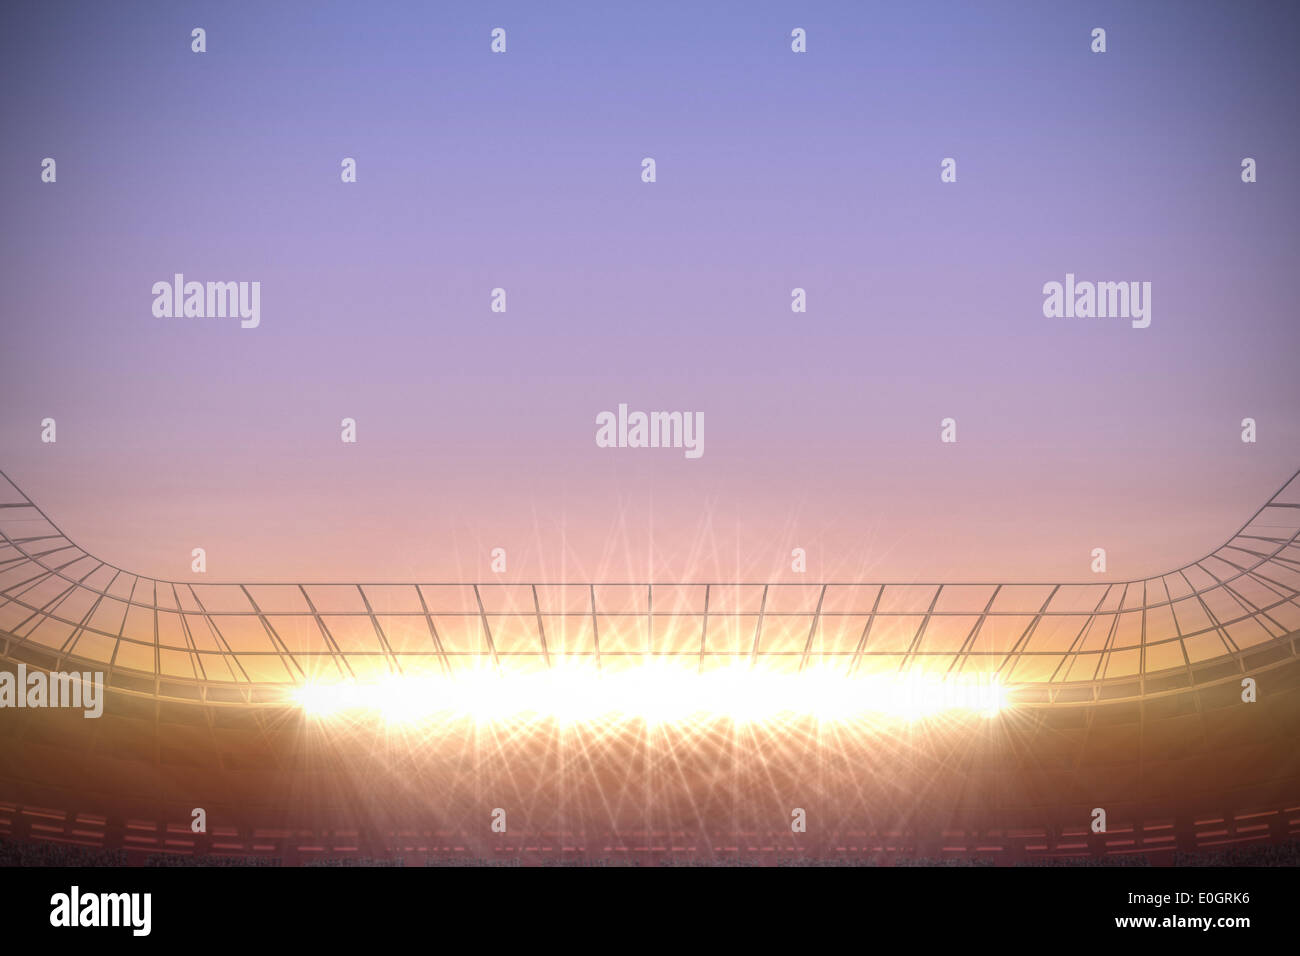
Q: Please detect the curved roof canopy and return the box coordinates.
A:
[1,468,1297,707]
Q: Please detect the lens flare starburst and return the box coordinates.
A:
[291,666,1008,726]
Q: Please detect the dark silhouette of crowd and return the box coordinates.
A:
[3,834,1297,866]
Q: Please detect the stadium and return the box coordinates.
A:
[2,466,1298,868]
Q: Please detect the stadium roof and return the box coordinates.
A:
[1,467,1298,707]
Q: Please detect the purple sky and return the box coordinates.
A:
[1,0,1297,582]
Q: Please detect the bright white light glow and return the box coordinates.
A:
[291,666,1009,724]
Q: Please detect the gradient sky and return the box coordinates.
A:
[1,0,1297,583]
